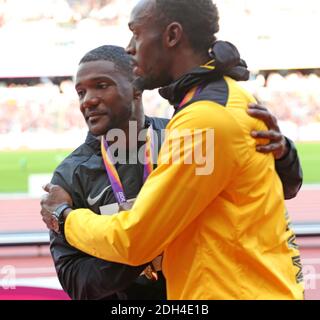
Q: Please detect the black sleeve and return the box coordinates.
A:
[275,138,303,200]
[50,170,148,300]
[50,232,146,300]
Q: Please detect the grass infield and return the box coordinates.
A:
[0,142,319,193]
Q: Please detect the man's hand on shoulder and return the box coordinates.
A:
[247,103,289,160]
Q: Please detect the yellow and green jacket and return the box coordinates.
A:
[64,75,304,300]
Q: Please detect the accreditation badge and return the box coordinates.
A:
[99,198,136,215]
[118,198,135,212]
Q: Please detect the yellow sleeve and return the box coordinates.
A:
[65,102,239,265]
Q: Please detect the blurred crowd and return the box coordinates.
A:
[249,72,320,126]
[0,80,85,135]
[0,72,319,137]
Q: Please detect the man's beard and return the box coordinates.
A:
[133,76,157,91]
[133,73,172,91]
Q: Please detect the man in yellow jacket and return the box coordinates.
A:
[41,0,304,299]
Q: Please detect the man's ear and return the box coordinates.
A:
[164,22,183,48]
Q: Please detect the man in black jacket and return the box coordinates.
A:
[48,45,302,300]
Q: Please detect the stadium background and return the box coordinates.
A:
[0,0,319,299]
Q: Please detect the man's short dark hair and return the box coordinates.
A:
[155,0,219,55]
[79,45,133,81]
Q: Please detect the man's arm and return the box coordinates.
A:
[43,102,238,265]
[50,232,146,300]
[49,171,147,299]
[247,103,303,199]
[274,138,303,200]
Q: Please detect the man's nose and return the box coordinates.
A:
[82,95,101,109]
[126,37,136,55]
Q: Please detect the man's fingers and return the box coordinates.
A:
[247,103,279,131]
[42,216,52,229]
[251,130,282,141]
[40,193,54,212]
[248,103,268,112]
[40,207,57,231]
[43,183,54,193]
[256,143,280,154]
[40,194,48,206]
[247,110,279,131]
[247,108,271,122]
[248,103,286,159]
[40,206,51,219]
[41,210,53,228]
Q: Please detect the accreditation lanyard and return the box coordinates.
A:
[101,125,156,206]
[176,85,203,111]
